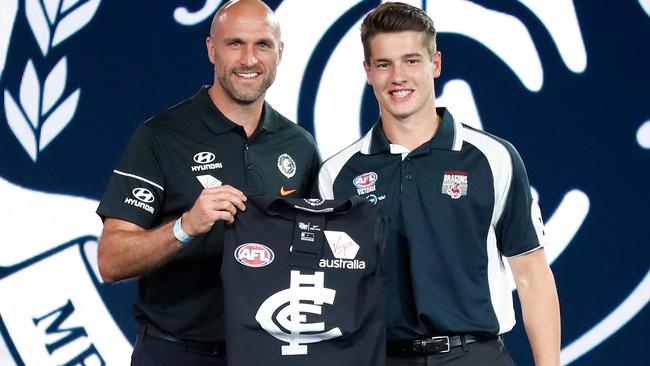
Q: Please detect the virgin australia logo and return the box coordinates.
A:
[320,231,365,270]
[2,0,101,162]
[255,270,342,355]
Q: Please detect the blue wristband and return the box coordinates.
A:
[173,217,193,244]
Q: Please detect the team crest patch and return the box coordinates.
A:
[442,171,468,199]
[353,172,378,195]
[277,153,296,178]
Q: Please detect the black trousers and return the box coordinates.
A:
[131,332,226,366]
[386,338,516,366]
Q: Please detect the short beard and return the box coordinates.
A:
[217,68,276,105]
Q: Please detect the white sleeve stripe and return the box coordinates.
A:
[113,170,164,191]
[461,128,512,225]
[505,245,544,258]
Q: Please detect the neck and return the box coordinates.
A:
[208,86,265,137]
[381,106,440,151]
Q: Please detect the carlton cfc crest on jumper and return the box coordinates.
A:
[277,153,297,178]
[441,171,469,199]
[222,196,386,366]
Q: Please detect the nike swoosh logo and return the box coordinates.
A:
[280,186,297,196]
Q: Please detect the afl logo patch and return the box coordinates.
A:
[235,243,274,268]
[277,153,296,178]
[353,172,378,188]
[353,172,378,195]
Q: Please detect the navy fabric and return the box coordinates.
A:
[317,108,544,339]
[222,196,386,366]
[97,87,320,342]
[131,333,226,366]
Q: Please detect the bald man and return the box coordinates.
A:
[96,1,320,364]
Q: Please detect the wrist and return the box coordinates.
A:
[173,216,194,244]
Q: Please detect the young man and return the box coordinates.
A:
[96,0,319,364]
[316,2,560,365]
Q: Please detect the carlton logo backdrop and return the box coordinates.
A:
[0,0,648,365]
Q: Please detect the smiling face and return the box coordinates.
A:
[364,31,441,124]
[206,1,283,105]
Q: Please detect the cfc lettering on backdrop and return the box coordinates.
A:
[0,178,132,365]
[255,271,342,355]
[33,300,105,366]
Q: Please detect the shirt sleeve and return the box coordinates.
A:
[495,142,546,257]
[96,124,166,229]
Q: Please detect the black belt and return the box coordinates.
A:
[387,335,495,356]
[137,323,226,355]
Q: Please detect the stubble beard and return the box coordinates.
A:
[217,66,276,105]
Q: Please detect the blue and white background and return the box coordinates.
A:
[0,0,648,365]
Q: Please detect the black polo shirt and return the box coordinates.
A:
[316,108,546,340]
[222,196,385,365]
[97,86,320,342]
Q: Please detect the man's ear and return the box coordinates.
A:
[364,61,373,85]
[432,51,442,78]
[206,36,216,64]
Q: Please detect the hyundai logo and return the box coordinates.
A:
[193,151,215,164]
[132,188,154,203]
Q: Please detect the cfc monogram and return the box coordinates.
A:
[255,271,342,355]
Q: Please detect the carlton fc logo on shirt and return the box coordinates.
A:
[320,231,365,270]
[256,270,342,355]
[442,171,469,199]
[353,172,378,195]
[124,188,155,213]
[191,151,223,172]
[277,153,296,178]
[235,243,275,268]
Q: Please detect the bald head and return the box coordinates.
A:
[210,0,281,40]
[205,0,284,107]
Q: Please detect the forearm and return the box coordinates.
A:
[516,263,561,366]
[98,219,182,283]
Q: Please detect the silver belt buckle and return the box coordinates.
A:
[427,335,450,353]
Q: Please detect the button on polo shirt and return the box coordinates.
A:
[317,108,546,340]
[97,86,320,342]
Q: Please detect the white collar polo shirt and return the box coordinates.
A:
[96,86,320,342]
[316,107,546,340]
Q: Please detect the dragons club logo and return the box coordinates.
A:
[0,1,648,365]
